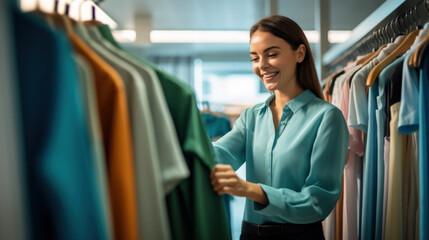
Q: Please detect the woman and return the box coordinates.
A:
[210,15,349,240]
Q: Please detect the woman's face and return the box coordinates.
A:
[250,30,304,93]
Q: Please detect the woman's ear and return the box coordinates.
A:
[296,44,306,63]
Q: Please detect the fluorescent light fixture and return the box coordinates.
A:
[112,30,136,43]
[304,31,320,43]
[150,30,249,43]
[150,30,350,44]
[20,0,118,29]
[328,30,351,43]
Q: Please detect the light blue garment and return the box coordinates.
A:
[375,56,406,240]
[213,89,349,224]
[419,53,429,240]
[398,54,419,134]
[361,79,378,240]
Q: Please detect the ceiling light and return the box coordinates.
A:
[328,31,352,43]
[149,30,350,44]
[304,31,320,43]
[112,30,136,43]
[150,30,249,43]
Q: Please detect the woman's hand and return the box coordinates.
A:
[210,164,248,197]
[210,164,269,205]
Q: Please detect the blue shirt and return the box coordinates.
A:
[213,89,349,224]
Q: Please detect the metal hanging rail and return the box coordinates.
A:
[323,0,427,72]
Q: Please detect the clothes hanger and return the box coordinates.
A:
[366,15,419,87]
[355,35,378,66]
[48,0,74,35]
[357,27,388,67]
[82,0,104,28]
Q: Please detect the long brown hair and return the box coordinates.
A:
[250,15,324,100]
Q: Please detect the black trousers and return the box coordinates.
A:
[240,220,325,240]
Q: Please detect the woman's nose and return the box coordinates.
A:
[258,58,269,69]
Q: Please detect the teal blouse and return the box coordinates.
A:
[213,89,349,224]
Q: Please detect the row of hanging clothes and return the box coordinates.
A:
[0,0,231,240]
[322,2,429,240]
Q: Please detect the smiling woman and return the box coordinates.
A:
[210,15,349,240]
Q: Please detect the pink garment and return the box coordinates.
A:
[339,73,364,240]
[382,137,390,240]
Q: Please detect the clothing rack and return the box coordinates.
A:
[323,0,429,73]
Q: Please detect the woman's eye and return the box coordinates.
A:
[268,53,278,57]
[251,58,258,62]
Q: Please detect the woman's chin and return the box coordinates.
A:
[264,84,276,92]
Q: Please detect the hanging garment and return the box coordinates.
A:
[91,25,190,240]
[13,10,107,240]
[201,112,232,140]
[72,54,113,240]
[385,102,418,240]
[326,63,361,240]
[96,25,189,193]
[382,136,390,240]
[348,35,405,240]
[97,28,231,239]
[374,55,406,240]
[156,66,232,240]
[339,70,364,240]
[85,25,173,240]
[0,3,26,240]
[69,33,138,240]
[397,53,421,240]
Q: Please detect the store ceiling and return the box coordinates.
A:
[99,0,385,57]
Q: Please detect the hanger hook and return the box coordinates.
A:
[388,21,395,41]
[409,8,417,30]
[403,12,411,34]
[384,24,390,44]
[415,4,422,28]
[393,16,402,36]
[409,9,418,32]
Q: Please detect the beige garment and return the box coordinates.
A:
[324,207,336,240]
[385,103,406,240]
